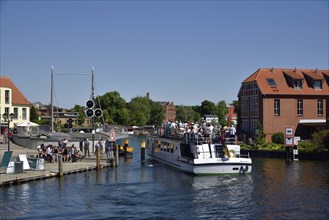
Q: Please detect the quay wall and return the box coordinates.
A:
[241,150,329,161]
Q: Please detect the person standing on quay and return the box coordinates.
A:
[84,138,90,157]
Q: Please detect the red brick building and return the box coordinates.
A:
[227,106,237,126]
[238,68,329,142]
[161,102,176,123]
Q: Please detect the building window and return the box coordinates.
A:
[250,97,258,117]
[242,119,249,135]
[5,90,10,104]
[266,78,277,87]
[250,119,258,138]
[14,108,18,119]
[297,99,303,116]
[5,107,9,116]
[22,108,27,120]
[317,100,323,116]
[294,80,303,89]
[274,99,280,116]
[314,80,322,89]
[241,98,249,118]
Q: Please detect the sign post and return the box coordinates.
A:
[284,127,294,161]
[293,136,300,161]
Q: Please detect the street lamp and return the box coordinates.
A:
[2,112,15,151]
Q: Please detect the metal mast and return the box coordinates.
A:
[91,66,95,100]
[51,65,54,132]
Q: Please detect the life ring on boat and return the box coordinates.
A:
[229,149,236,158]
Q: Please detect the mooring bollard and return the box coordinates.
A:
[141,140,146,163]
[124,139,128,157]
[58,154,63,176]
[96,146,101,170]
[115,144,119,167]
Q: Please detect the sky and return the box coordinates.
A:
[1,0,328,109]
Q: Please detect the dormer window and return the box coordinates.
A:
[294,80,302,89]
[314,80,322,89]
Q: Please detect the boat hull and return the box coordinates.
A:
[146,137,252,175]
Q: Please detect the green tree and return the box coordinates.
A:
[200,100,217,116]
[70,105,85,126]
[98,91,127,125]
[176,105,200,123]
[120,108,131,126]
[255,122,266,146]
[216,100,228,125]
[149,101,164,125]
[30,106,39,122]
[127,96,151,126]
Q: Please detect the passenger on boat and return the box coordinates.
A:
[229,125,236,138]
[220,129,226,144]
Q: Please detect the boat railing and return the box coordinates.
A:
[240,152,250,158]
[183,134,213,145]
[159,127,184,139]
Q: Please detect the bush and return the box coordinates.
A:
[311,129,329,151]
[298,140,318,152]
[271,132,284,144]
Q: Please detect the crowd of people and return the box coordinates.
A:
[36,137,111,163]
[37,138,84,163]
[159,121,237,144]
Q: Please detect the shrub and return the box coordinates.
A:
[271,132,284,144]
[298,141,317,152]
[311,129,329,151]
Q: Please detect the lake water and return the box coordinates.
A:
[1,136,329,219]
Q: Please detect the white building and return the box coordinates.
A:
[0,76,31,133]
[203,114,218,124]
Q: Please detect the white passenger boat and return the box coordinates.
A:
[146,128,252,175]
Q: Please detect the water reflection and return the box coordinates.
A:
[250,159,329,219]
[1,137,329,219]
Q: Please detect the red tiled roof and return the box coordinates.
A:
[282,70,304,80]
[241,68,329,96]
[0,76,31,105]
[302,70,324,80]
[322,70,329,77]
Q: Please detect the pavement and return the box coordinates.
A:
[0,139,112,187]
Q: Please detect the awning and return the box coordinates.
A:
[299,119,326,124]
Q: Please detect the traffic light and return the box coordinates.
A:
[67,118,73,128]
[86,99,94,108]
[85,99,95,117]
[85,108,94,118]
[85,99,102,118]
[94,108,103,118]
